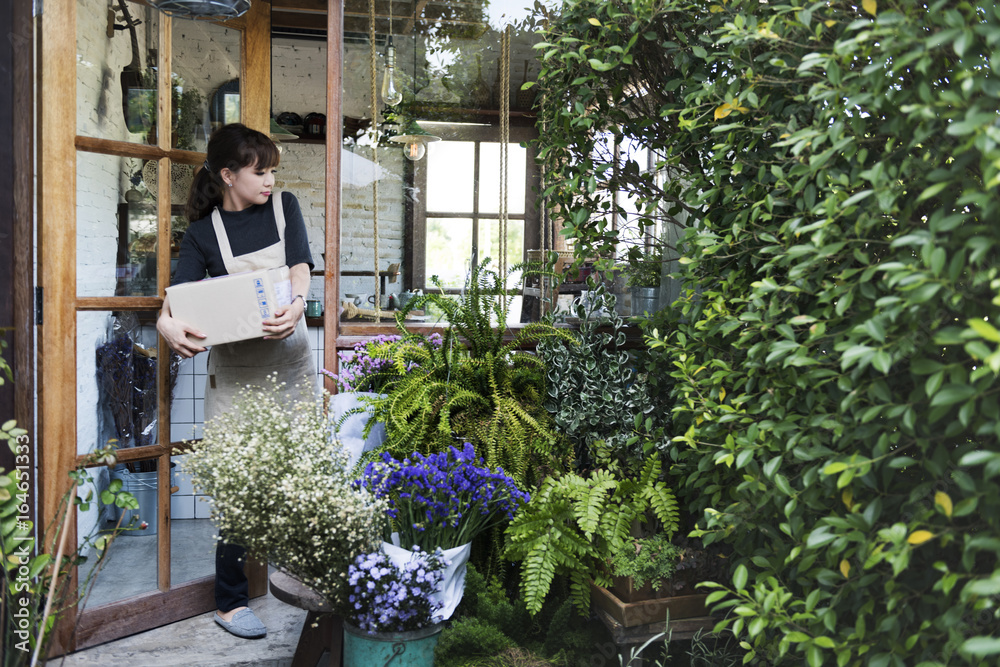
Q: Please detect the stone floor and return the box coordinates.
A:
[55,591,309,667]
[58,518,313,667]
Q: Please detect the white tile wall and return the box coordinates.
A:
[169,330,326,519]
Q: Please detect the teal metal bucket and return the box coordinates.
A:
[343,623,442,667]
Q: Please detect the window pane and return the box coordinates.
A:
[426,142,475,212]
[479,143,526,215]
[172,20,241,151]
[80,310,166,456]
[426,218,473,289]
[478,219,525,288]
[78,0,160,145]
[77,152,162,297]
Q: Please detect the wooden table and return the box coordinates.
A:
[269,571,342,667]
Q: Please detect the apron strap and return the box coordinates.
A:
[211,192,286,270]
[211,207,237,266]
[273,191,286,240]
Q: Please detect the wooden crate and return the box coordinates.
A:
[591,583,709,628]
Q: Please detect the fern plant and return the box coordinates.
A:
[504,454,679,615]
[357,260,576,486]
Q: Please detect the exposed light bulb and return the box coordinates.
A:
[381,43,403,107]
[404,139,426,161]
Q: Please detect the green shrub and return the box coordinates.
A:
[434,618,517,667]
[533,0,1000,665]
[537,283,669,470]
[610,533,683,592]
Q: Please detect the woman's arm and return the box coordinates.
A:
[262,262,310,340]
[156,294,208,358]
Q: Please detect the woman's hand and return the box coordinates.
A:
[157,312,207,358]
[262,297,305,340]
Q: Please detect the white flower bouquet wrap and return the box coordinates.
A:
[183,377,388,606]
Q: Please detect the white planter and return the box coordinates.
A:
[331,392,387,469]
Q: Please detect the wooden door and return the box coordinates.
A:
[38,0,271,652]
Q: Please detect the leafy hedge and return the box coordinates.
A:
[533,0,1000,665]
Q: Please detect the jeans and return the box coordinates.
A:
[215,540,248,612]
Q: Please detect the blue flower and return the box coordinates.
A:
[355,443,530,550]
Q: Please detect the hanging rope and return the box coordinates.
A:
[498,25,511,313]
[538,17,552,313]
[368,0,382,322]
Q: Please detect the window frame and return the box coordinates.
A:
[408,123,539,292]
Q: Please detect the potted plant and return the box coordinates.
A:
[356,260,576,487]
[182,377,389,606]
[355,442,531,621]
[609,533,683,602]
[342,546,449,666]
[323,333,443,469]
[537,282,669,471]
[625,250,663,317]
[505,285,689,618]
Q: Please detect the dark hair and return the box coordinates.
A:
[185,123,280,222]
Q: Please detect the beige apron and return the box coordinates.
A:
[203,192,318,422]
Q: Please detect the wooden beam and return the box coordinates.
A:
[12,0,36,511]
[156,14,173,596]
[74,576,216,649]
[74,136,205,165]
[324,0,343,393]
[272,10,328,31]
[241,0,271,132]
[40,0,80,655]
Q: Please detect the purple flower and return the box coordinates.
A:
[345,547,447,634]
[322,333,443,393]
[354,443,530,550]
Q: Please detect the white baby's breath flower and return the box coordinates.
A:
[182,376,388,606]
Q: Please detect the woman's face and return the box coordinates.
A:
[222,160,277,211]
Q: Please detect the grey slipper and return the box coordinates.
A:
[214,608,267,639]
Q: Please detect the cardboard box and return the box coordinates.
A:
[165,267,292,346]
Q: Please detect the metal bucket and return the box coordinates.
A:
[110,468,158,536]
[343,623,442,667]
[631,286,661,317]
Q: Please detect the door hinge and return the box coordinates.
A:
[33,0,42,17]
[35,287,42,325]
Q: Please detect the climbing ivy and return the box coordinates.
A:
[533,0,1000,665]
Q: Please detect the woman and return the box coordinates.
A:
[157,123,317,639]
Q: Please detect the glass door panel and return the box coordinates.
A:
[170,452,217,586]
[77,0,160,145]
[77,456,161,607]
[79,310,166,456]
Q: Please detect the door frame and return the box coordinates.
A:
[38,0,272,652]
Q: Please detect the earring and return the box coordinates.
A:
[226,182,233,187]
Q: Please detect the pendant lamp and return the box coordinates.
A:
[149,0,250,20]
[269,118,298,142]
[388,120,440,161]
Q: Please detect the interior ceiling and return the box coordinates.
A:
[270,0,488,38]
